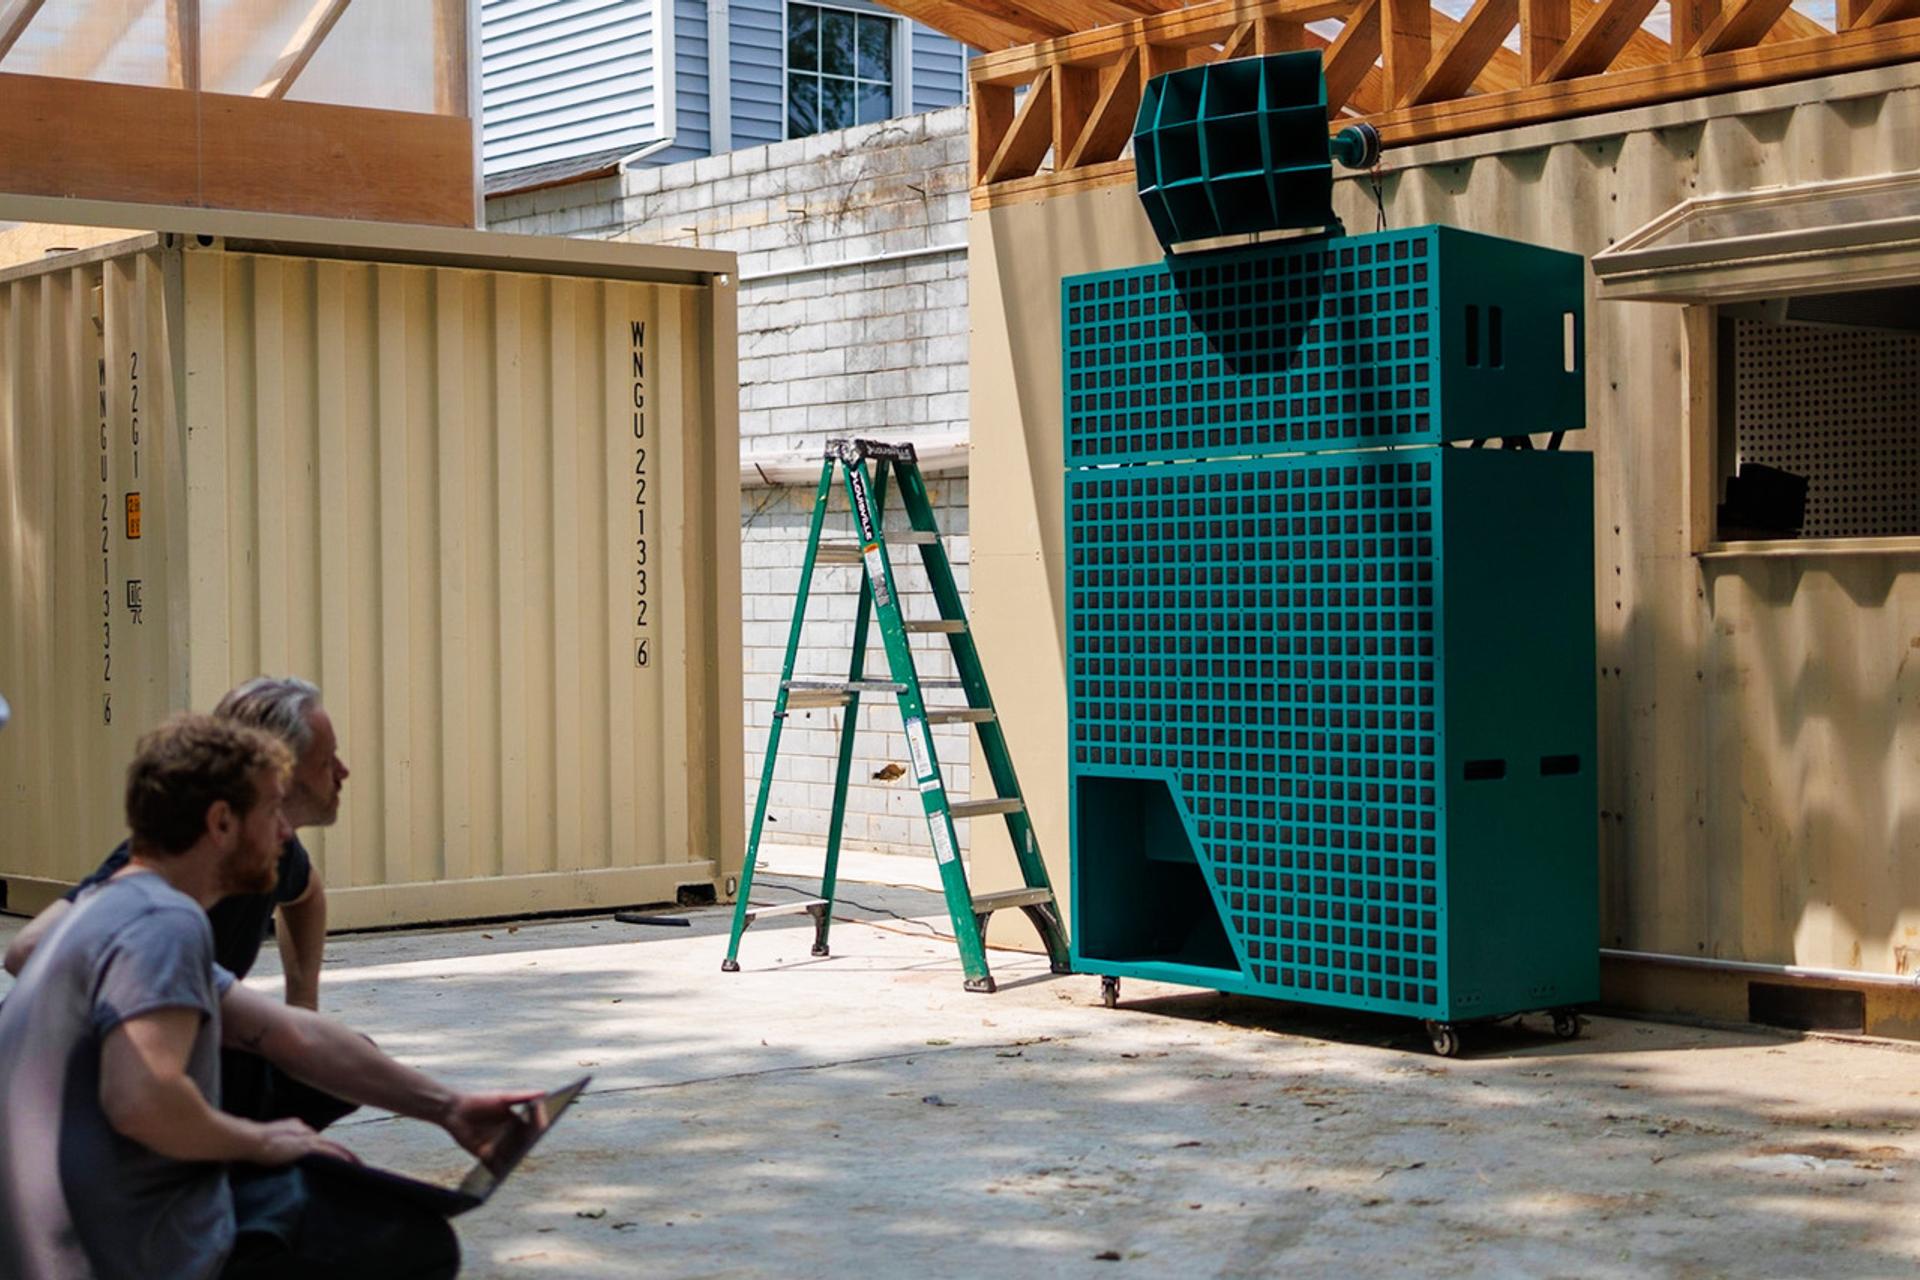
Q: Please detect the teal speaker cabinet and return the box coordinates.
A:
[1064,227,1598,1056]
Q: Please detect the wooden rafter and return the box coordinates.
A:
[1382,0,1433,103]
[1570,0,1671,66]
[167,0,200,91]
[962,0,1080,40]
[1691,0,1798,53]
[0,0,45,63]
[254,0,353,99]
[1323,0,1383,111]
[1062,47,1142,166]
[1520,0,1572,78]
[1768,8,1831,39]
[972,0,1358,85]
[1670,0,1723,57]
[982,66,1058,182]
[1537,0,1662,79]
[1848,0,1920,26]
[1409,0,1520,103]
[891,0,1050,47]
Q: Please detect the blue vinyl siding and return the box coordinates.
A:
[482,0,658,176]
[485,0,974,178]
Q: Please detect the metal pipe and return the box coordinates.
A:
[740,242,965,285]
[1601,947,1920,990]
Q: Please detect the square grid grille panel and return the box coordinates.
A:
[1733,317,1920,538]
[1064,229,1438,466]
[1068,453,1446,1014]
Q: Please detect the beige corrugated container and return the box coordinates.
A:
[0,220,743,928]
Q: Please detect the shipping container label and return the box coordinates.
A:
[863,545,890,608]
[630,318,652,669]
[927,815,956,864]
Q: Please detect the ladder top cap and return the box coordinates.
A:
[825,437,919,464]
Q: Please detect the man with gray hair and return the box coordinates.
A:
[4,676,352,1126]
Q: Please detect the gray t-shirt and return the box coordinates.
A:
[0,871,237,1280]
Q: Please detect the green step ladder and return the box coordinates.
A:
[721,438,1071,993]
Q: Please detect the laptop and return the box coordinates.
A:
[298,1075,590,1217]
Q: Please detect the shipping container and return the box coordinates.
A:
[0,221,742,928]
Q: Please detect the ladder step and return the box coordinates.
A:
[896,530,939,545]
[783,679,905,694]
[948,798,1025,820]
[784,691,848,710]
[926,708,996,725]
[814,542,864,565]
[970,887,1054,914]
[741,898,828,926]
[904,619,966,634]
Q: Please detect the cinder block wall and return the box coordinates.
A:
[489,108,973,856]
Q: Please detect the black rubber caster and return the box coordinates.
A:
[1423,1020,1462,1057]
[720,958,740,973]
[1100,976,1121,1009]
[1550,1009,1583,1040]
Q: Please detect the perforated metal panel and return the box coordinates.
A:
[1733,318,1920,539]
[1062,226,1586,466]
[1068,453,1446,1013]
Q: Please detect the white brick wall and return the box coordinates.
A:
[489,108,973,857]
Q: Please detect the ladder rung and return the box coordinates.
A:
[921,678,965,689]
[784,691,848,710]
[814,542,864,565]
[905,619,966,634]
[896,530,939,544]
[970,887,1054,914]
[783,679,905,694]
[926,708,996,725]
[948,798,1025,820]
[741,898,829,927]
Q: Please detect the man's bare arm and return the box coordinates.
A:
[222,983,538,1158]
[3,899,70,977]
[101,1007,349,1165]
[275,878,327,1010]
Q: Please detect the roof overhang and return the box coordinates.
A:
[1593,170,1920,304]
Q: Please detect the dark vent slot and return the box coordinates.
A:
[1488,306,1503,367]
[1465,305,1480,366]
[1463,758,1506,782]
[1540,754,1581,776]
[1748,982,1864,1034]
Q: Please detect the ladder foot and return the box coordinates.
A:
[1050,960,1073,975]
[721,957,741,973]
[810,943,830,957]
[964,976,998,994]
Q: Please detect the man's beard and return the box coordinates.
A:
[220,840,279,896]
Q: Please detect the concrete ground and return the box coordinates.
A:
[6,850,1920,1278]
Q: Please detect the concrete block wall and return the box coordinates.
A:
[489,107,974,857]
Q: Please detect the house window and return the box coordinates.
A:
[787,2,895,139]
[1711,288,1920,542]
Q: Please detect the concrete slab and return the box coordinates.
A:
[6,885,1920,1277]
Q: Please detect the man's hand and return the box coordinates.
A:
[440,1091,546,1162]
[250,1118,358,1167]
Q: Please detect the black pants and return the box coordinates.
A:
[222,1049,359,1131]
[224,1165,460,1280]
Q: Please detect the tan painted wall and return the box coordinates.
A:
[0,237,742,927]
[968,65,1920,976]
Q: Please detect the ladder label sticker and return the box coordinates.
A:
[928,817,956,864]
[862,544,891,607]
[905,716,935,782]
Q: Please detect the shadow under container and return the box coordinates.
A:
[0,221,743,928]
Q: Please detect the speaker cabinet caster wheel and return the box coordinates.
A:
[1100,976,1121,1009]
[1424,1020,1461,1057]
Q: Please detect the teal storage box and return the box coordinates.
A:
[1066,446,1599,1029]
[1062,226,1585,466]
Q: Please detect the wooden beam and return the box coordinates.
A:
[1409,0,1519,103]
[0,0,46,64]
[1537,0,1661,79]
[888,0,1049,47]
[1691,0,1798,53]
[958,0,1080,39]
[0,69,473,225]
[1521,0,1572,79]
[1838,0,1873,26]
[1381,0,1432,104]
[983,67,1057,182]
[1766,7,1830,39]
[1221,19,1259,56]
[1847,0,1920,26]
[972,82,1017,183]
[971,0,1359,85]
[1255,15,1309,48]
[167,0,200,91]
[254,0,352,99]
[1323,0,1383,111]
[1062,47,1142,167]
[1670,0,1722,56]
[433,0,468,115]
[1053,62,1100,161]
